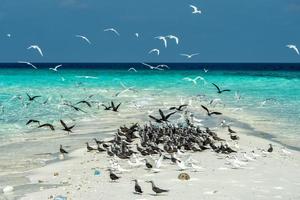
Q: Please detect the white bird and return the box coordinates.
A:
[128,67,137,72]
[17,61,38,69]
[180,53,199,59]
[104,28,120,36]
[157,64,170,69]
[75,35,91,44]
[135,33,139,38]
[141,63,164,70]
[155,36,167,48]
[27,45,43,57]
[148,49,160,55]
[183,76,206,85]
[155,155,164,169]
[176,160,188,171]
[286,44,299,55]
[49,64,62,72]
[166,35,179,44]
[203,68,208,73]
[190,5,202,14]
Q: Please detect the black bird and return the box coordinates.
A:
[109,169,120,181]
[26,119,40,126]
[111,101,121,112]
[38,123,55,131]
[86,142,96,152]
[229,133,239,140]
[75,100,92,107]
[201,105,222,116]
[64,103,87,113]
[101,104,112,110]
[228,126,236,134]
[60,120,75,134]
[267,144,273,153]
[97,144,106,152]
[146,181,169,195]
[132,179,143,194]
[26,93,41,101]
[149,109,176,123]
[212,83,231,94]
[169,104,188,111]
[60,145,68,154]
[144,159,153,169]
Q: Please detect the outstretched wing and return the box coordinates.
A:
[60,120,67,129]
[165,111,176,120]
[210,112,222,115]
[159,109,165,119]
[201,105,209,114]
[212,83,221,92]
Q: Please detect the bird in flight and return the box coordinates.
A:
[128,67,137,72]
[7,34,11,38]
[75,35,91,44]
[148,49,160,56]
[203,68,208,73]
[135,33,139,38]
[155,36,167,48]
[141,63,164,70]
[17,61,38,69]
[201,105,222,116]
[27,45,43,57]
[49,64,62,72]
[104,28,120,36]
[212,83,231,94]
[183,76,206,85]
[166,35,179,45]
[286,44,299,55]
[180,53,199,59]
[190,5,202,14]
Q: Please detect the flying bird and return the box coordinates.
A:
[201,105,222,116]
[180,53,199,59]
[60,120,75,134]
[75,35,91,44]
[141,63,164,70]
[166,35,179,44]
[128,67,137,72]
[212,83,231,94]
[38,123,55,131]
[190,5,202,14]
[7,34,11,38]
[155,36,167,48]
[104,28,120,36]
[148,49,160,55]
[135,33,139,38]
[17,61,38,69]
[49,64,62,72]
[27,45,43,57]
[183,76,206,85]
[286,44,299,55]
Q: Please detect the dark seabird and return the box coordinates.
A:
[144,159,153,169]
[75,100,92,107]
[212,83,231,94]
[86,142,96,152]
[26,119,40,126]
[229,133,239,140]
[201,105,222,116]
[111,101,121,112]
[109,169,120,181]
[101,104,112,110]
[132,179,143,194]
[146,181,169,195]
[38,123,55,131]
[63,103,87,113]
[60,145,68,154]
[267,144,273,152]
[149,109,176,123]
[26,93,41,101]
[60,120,75,134]
[228,126,236,134]
[169,104,188,111]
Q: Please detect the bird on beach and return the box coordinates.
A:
[180,53,199,59]
[86,142,97,152]
[155,36,168,48]
[286,44,299,55]
[183,76,206,85]
[148,49,160,56]
[26,119,40,126]
[201,105,222,116]
[228,126,236,134]
[27,45,43,56]
[60,145,68,154]
[132,179,143,194]
[108,169,120,181]
[146,181,169,195]
[17,61,38,69]
[75,35,91,44]
[49,64,62,72]
[212,83,231,94]
[60,120,75,134]
[267,144,273,153]
[190,5,202,14]
[128,67,137,72]
[38,123,55,131]
[104,28,120,36]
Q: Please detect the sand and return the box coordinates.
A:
[17,127,300,200]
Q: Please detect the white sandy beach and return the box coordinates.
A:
[17,126,300,200]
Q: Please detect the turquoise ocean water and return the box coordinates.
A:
[0,64,300,150]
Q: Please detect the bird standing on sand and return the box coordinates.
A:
[146,181,169,195]
[132,179,143,194]
[268,144,273,153]
[60,145,68,154]
[109,169,120,181]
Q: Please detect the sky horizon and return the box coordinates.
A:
[0,0,300,63]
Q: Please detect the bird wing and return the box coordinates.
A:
[54,65,62,70]
[194,76,204,81]
[159,109,165,119]
[293,46,300,55]
[115,103,121,110]
[210,112,222,115]
[180,54,189,57]
[178,104,188,109]
[149,115,159,121]
[190,5,198,11]
[60,120,68,129]
[212,83,221,92]
[183,77,192,81]
[165,111,176,120]
[201,105,209,114]
[18,61,37,69]
[128,68,137,72]
[36,46,44,56]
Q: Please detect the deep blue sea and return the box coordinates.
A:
[0,63,300,149]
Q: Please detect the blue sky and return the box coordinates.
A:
[0,0,299,62]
